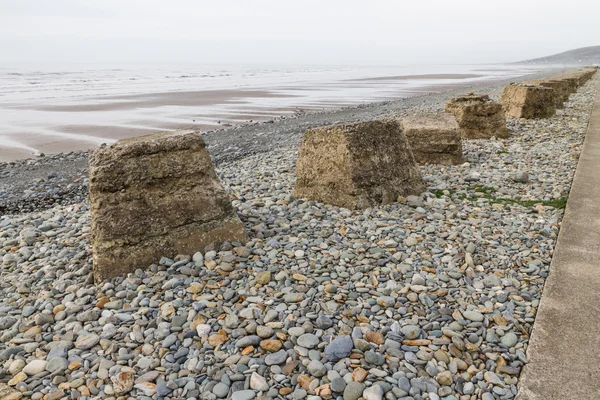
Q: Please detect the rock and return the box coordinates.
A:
[352,367,368,382]
[401,325,421,340]
[315,315,333,329]
[501,332,519,348]
[365,351,385,365]
[255,271,271,285]
[343,382,365,400]
[293,120,425,209]
[265,350,288,365]
[236,335,260,348]
[260,339,282,352]
[436,370,453,386]
[231,390,256,400]
[75,333,100,349]
[88,130,247,281]
[196,324,211,336]
[501,83,556,119]
[401,113,464,165]
[111,371,134,395]
[307,360,327,377]
[134,382,157,396]
[297,333,319,349]
[212,382,230,398]
[325,336,354,361]
[22,360,47,375]
[45,357,69,373]
[0,383,21,400]
[445,94,508,139]
[512,171,529,183]
[250,372,269,391]
[462,310,484,322]
[7,360,25,375]
[331,377,347,393]
[362,384,384,400]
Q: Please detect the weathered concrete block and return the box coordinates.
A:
[500,84,556,119]
[445,94,508,139]
[293,120,425,209]
[401,113,464,165]
[537,80,570,107]
[89,130,246,282]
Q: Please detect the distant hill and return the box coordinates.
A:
[516,46,600,65]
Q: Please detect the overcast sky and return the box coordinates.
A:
[1,0,598,65]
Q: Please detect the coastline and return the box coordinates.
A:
[0,67,541,162]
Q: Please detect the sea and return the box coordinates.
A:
[0,63,542,161]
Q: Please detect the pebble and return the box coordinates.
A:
[325,336,353,361]
[343,382,365,400]
[22,360,47,375]
[0,71,596,400]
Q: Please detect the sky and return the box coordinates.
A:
[1,0,599,65]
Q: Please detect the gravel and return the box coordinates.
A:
[0,69,596,400]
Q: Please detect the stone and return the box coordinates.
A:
[111,371,134,395]
[343,382,365,400]
[196,324,211,337]
[7,360,25,375]
[500,84,556,119]
[401,113,464,165]
[88,130,247,282]
[231,390,256,400]
[75,333,100,350]
[501,332,518,348]
[212,383,230,398]
[436,370,453,386]
[297,333,319,349]
[325,336,354,361]
[331,377,347,393]
[0,384,21,400]
[265,350,288,365]
[512,171,529,183]
[22,360,47,375]
[365,331,384,345]
[352,367,368,382]
[307,360,327,377]
[445,94,508,139]
[45,357,69,373]
[293,120,425,209]
[260,339,282,352]
[463,310,484,322]
[250,372,269,391]
[362,384,384,400]
[401,325,421,340]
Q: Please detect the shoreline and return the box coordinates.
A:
[0,67,541,163]
[0,67,572,215]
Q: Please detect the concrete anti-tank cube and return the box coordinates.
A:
[500,84,556,119]
[293,120,425,209]
[401,113,464,165]
[445,94,508,139]
[89,130,247,282]
[538,80,570,107]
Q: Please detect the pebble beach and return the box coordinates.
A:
[0,70,597,400]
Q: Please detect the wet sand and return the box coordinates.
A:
[0,69,537,162]
[347,73,483,81]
